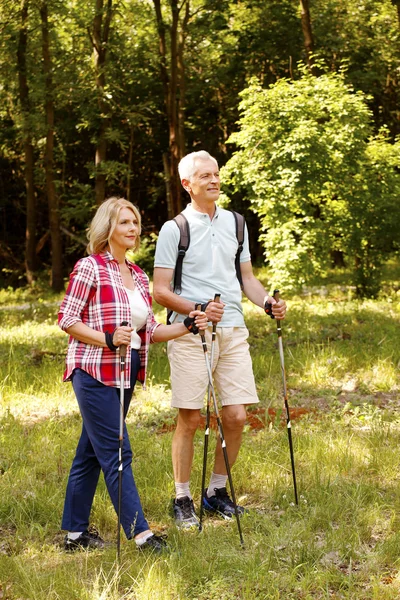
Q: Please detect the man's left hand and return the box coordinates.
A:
[264,296,287,320]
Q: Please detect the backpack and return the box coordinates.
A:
[171,210,246,295]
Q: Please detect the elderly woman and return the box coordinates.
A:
[58,197,206,552]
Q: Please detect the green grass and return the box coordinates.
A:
[0,277,399,599]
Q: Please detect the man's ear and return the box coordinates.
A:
[181,178,192,194]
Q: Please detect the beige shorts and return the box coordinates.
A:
[167,326,259,409]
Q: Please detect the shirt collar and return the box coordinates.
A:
[99,251,135,272]
[100,250,115,263]
[185,202,220,220]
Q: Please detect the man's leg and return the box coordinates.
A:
[167,333,209,528]
[172,408,202,484]
[213,404,247,475]
[203,404,247,518]
[204,327,257,518]
[171,408,202,528]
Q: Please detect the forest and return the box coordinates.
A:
[1,3,400,598]
[0,0,399,295]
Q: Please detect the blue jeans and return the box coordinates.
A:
[61,350,149,538]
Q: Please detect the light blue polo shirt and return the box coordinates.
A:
[154,203,251,326]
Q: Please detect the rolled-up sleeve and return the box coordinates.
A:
[58,258,97,331]
[146,292,162,343]
[149,321,161,342]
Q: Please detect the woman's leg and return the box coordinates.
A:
[61,421,101,532]
[62,351,149,538]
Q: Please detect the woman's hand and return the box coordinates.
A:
[112,324,133,346]
[189,309,208,331]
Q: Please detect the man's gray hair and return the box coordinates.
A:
[178,150,218,182]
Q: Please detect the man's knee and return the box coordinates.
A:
[176,408,202,436]
[222,405,247,431]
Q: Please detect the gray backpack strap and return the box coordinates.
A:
[173,212,190,295]
[232,210,245,289]
[166,213,190,324]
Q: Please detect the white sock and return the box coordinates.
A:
[175,481,191,500]
[135,531,154,546]
[207,473,228,498]
[67,531,83,540]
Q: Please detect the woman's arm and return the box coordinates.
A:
[66,322,133,348]
[151,310,208,343]
[65,322,108,346]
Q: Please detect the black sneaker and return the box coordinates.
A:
[172,496,199,529]
[138,534,168,553]
[203,487,246,520]
[64,528,106,551]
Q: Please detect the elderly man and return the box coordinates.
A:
[153,150,287,528]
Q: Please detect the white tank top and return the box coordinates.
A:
[124,287,149,349]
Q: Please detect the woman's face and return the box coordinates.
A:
[109,207,139,253]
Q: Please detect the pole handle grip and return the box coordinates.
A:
[265,289,280,319]
[212,294,221,331]
[120,321,128,359]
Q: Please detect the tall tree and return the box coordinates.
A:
[17,0,36,283]
[40,0,63,291]
[153,0,190,218]
[89,0,113,205]
[299,0,315,72]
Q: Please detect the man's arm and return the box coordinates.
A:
[153,267,196,314]
[240,260,287,319]
[153,267,224,321]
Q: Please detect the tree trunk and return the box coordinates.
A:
[299,0,315,73]
[91,0,113,205]
[162,151,173,218]
[127,124,134,202]
[177,1,189,164]
[153,0,189,218]
[40,1,63,291]
[169,0,181,216]
[17,0,36,284]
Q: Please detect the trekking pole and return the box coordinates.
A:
[117,321,129,559]
[199,293,220,532]
[196,302,244,547]
[268,291,299,505]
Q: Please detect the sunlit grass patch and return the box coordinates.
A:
[0,283,399,598]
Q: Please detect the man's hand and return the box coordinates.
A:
[264,295,287,320]
[202,298,225,323]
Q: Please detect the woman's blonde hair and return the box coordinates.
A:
[86,197,142,255]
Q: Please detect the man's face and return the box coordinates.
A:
[183,159,220,203]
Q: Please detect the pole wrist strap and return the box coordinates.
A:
[184,316,199,335]
[197,301,210,313]
[105,330,118,351]
[264,297,275,320]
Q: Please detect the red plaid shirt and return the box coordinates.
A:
[58,252,160,388]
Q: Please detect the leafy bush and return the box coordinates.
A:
[222,67,400,297]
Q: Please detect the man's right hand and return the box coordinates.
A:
[202,299,225,323]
